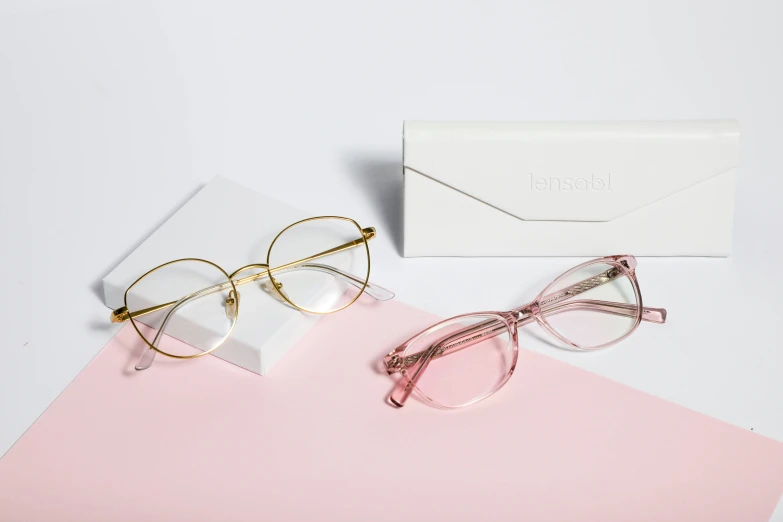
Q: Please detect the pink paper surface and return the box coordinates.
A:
[1,298,783,521]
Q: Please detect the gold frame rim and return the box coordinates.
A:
[123,258,239,359]
[116,216,376,362]
[265,216,371,315]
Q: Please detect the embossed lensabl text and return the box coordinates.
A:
[529,173,612,192]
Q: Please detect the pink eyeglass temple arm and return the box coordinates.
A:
[385,268,667,407]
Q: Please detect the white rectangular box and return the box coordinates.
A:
[403,120,739,257]
[103,177,321,375]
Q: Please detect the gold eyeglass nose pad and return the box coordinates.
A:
[261,279,290,303]
[225,290,239,319]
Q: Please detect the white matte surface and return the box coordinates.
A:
[404,120,738,256]
[1,1,782,519]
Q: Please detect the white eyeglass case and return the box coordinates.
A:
[403,120,739,257]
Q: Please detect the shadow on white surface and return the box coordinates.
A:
[343,156,404,256]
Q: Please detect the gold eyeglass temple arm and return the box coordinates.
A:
[110,227,377,323]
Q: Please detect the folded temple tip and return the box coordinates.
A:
[366,283,395,301]
[643,307,667,324]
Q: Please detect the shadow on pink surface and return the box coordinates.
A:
[1,298,782,522]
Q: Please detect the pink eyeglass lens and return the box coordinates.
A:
[400,314,516,408]
[537,261,641,350]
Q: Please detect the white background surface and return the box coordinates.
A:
[1,0,781,519]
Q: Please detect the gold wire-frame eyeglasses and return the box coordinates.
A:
[109,216,394,371]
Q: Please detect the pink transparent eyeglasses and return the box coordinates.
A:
[383,255,667,409]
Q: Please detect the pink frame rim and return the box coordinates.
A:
[384,255,665,409]
[389,312,520,410]
[532,256,643,352]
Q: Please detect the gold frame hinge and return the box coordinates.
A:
[362,227,376,240]
[110,306,130,323]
